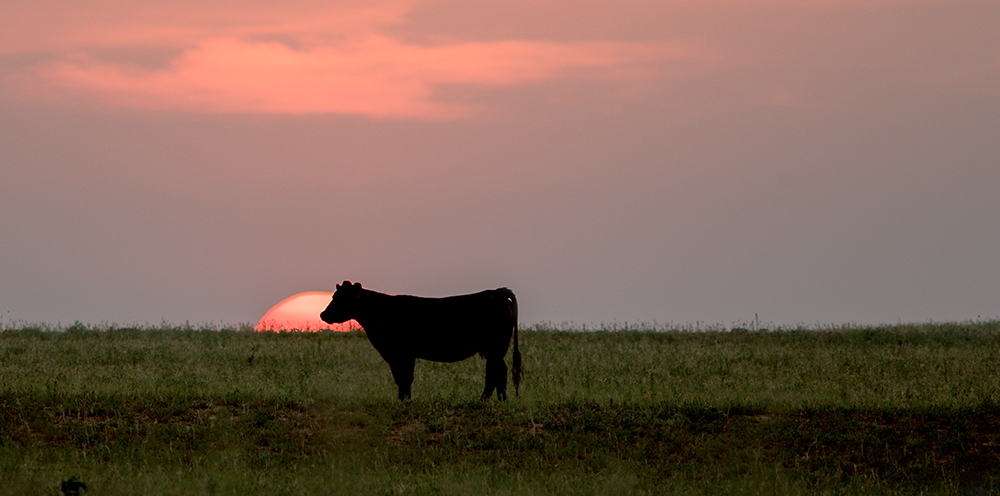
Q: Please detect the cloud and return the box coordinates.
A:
[3,0,699,119]
[28,36,692,119]
[0,0,412,53]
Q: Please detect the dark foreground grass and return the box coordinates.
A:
[3,321,1000,494]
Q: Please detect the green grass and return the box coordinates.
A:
[2,321,1000,494]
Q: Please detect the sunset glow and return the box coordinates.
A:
[31,37,689,118]
[2,0,702,119]
[256,292,360,332]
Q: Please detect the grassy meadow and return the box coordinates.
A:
[3,321,1000,494]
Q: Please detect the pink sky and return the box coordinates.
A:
[5,0,704,118]
[1,0,997,327]
[26,37,693,118]
[4,0,994,119]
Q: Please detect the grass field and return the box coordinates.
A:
[3,321,1000,495]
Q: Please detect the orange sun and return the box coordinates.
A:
[256,291,361,332]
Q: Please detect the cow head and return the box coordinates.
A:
[319,281,363,324]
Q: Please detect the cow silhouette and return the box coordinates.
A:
[320,281,521,400]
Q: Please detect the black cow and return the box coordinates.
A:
[320,281,522,401]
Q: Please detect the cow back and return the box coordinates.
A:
[356,289,516,363]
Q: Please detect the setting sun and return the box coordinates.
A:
[256,292,360,332]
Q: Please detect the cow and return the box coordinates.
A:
[319,281,522,401]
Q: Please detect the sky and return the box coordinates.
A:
[2,0,998,329]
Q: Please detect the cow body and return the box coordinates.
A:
[320,281,521,401]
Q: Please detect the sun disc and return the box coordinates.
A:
[256,291,361,332]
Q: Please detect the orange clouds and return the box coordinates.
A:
[4,0,698,119]
[33,36,688,118]
[0,1,411,53]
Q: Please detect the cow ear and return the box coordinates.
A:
[335,283,341,290]
[354,282,362,289]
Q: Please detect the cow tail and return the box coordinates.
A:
[507,289,522,397]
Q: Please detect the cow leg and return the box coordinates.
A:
[481,358,508,401]
[388,357,415,400]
